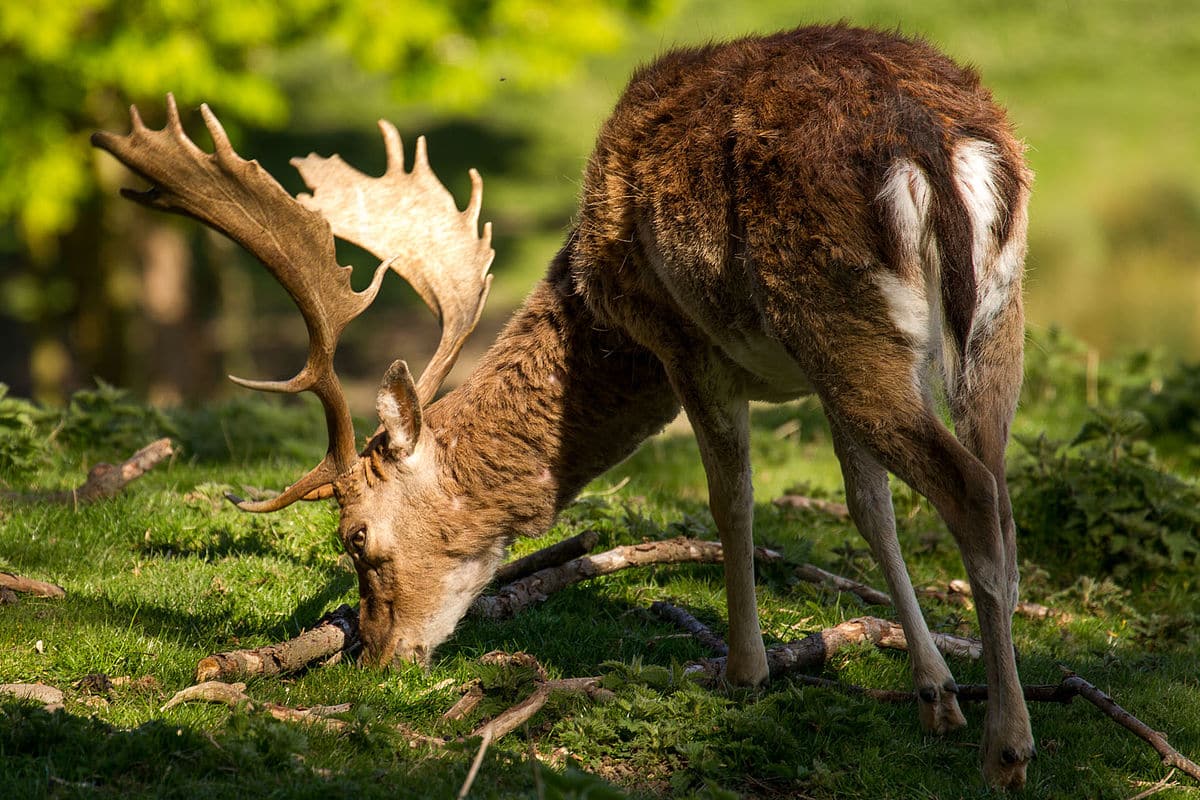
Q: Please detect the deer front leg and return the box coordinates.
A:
[682,394,768,687]
[829,421,966,734]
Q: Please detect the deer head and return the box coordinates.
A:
[92,95,494,665]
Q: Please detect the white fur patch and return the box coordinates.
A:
[874,272,930,345]
[952,139,1005,279]
[974,207,1027,336]
[876,159,935,353]
[953,140,1026,338]
[878,159,932,277]
[422,546,506,651]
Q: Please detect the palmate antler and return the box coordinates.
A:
[92,95,492,510]
[292,124,494,405]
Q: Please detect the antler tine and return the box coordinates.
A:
[292,125,495,406]
[380,119,406,174]
[92,96,392,511]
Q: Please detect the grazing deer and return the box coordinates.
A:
[93,24,1034,788]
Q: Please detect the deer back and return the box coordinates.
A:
[571,25,1029,399]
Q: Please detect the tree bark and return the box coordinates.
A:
[3,438,174,506]
[193,604,359,683]
[682,616,981,683]
[470,537,781,620]
[0,572,66,599]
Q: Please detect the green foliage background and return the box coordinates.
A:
[2,0,1199,404]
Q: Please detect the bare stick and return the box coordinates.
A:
[1059,674,1200,782]
[470,537,780,620]
[1126,770,1178,800]
[194,604,358,682]
[649,601,728,656]
[162,680,446,746]
[683,616,981,682]
[493,530,600,585]
[772,494,850,519]
[458,724,494,799]
[442,681,484,722]
[0,572,66,599]
[794,563,892,606]
[468,676,605,741]
[795,674,1200,784]
[4,438,175,506]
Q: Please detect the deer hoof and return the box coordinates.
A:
[982,734,1036,791]
[723,648,769,687]
[917,679,966,734]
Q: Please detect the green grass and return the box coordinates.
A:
[3,367,1200,798]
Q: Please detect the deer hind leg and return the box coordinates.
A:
[951,303,1024,618]
[818,369,1033,789]
[828,419,966,734]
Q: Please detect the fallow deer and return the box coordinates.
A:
[93,24,1034,788]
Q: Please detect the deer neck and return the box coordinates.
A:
[423,247,680,543]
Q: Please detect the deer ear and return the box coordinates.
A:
[376,359,422,458]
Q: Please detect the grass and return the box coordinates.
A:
[3,358,1200,798]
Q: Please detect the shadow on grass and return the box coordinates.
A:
[0,699,539,799]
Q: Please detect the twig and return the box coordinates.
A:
[468,676,606,741]
[194,604,359,682]
[493,531,601,586]
[772,494,850,519]
[458,724,494,799]
[4,438,175,506]
[1126,769,1177,800]
[0,572,66,599]
[161,680,445,746]
[649,601,728,656]
[470,537,780,620]
[808,675,1200,785]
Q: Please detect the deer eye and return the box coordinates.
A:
[347,526,367,556]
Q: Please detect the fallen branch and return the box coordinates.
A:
[470,537,781,620]
[194,604,359,683]
[0,572,66,599]
[187,537,1052,683]
[789,674,1200,783]
[1057,673,1200,782]
[793,563,892,606]
[649,601,728,656]
[654,603,1198,785]
[772,493,850,519]
[441,681,484,722]
[683,616,981,683]
[162,681,367,733]
[493,530,600,585]
[467,676,606,741]
[3,438,175,506]
[0,682,65,708]
[919,578,1070,622]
